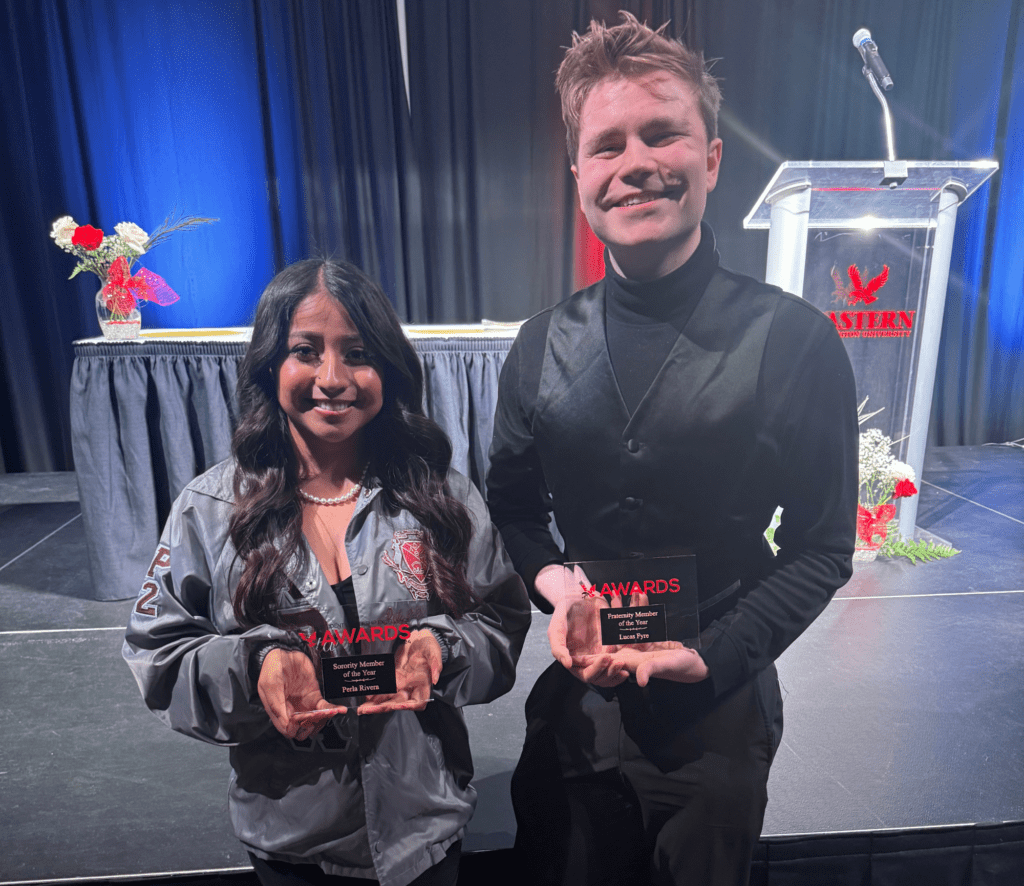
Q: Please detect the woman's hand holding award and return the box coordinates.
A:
[356,628,443,715]
[259,647,348,742]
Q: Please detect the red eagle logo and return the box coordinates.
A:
[832,264,889,306]
[381,530,429,599]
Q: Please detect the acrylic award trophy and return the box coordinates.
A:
[562,555,700,659]
[289,597,432,724]
[320,598,430,704]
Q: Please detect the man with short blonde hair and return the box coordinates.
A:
[488,12,858,886]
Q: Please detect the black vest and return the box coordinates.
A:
[533,269,785,623]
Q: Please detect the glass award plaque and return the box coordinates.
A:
[562,555,699,657]
[318,599,428,704]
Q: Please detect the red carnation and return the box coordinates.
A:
[893,479,918,499]
[72,224,104,250]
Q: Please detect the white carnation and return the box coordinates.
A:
[114,221,149,254]
[890,460,916,483]
[50,215,78,249]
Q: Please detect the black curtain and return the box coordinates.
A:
[404,0,578,323]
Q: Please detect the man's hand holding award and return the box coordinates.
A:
[543,558,708,686]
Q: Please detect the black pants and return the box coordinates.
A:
[512,666,781,886]
[248,841,461,886]
[512,743,648,886]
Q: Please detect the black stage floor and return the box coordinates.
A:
[1,445,1022,885]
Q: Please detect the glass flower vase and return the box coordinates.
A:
[853,526,885,564]
[95,281,141,340]
[852,542,879,564]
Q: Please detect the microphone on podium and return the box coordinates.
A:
[852,29,894,91]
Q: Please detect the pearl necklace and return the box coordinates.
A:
[297,465,368,506]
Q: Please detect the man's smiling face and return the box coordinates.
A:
[572,71,722,281]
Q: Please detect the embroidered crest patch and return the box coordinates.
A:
[381,530,429,599]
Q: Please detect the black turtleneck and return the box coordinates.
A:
[604,224,719,415]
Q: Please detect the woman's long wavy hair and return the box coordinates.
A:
[229,259,475,627]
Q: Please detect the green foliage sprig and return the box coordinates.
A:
[878,536,960,564]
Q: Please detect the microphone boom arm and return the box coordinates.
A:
[863,66,898,162]
[853,29,907,187]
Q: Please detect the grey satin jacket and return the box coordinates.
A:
[123,459,530,886]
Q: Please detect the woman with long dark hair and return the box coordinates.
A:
[124,259,530,886]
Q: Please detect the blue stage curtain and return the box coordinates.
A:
[21,0,417,329]
[253,0,429,319]
[931,0,1024,446]
[1,0,1021,471]
[45,0,279,330]
[0,0,418,471]
[0,0,92,471]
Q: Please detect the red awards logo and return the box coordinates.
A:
[583,578,681,598]
[299,623,412,649]
[828,264,915,339]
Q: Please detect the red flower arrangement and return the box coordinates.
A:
[765,406,953,564]
[50,212,216,324]
[857,427,919,554]
[850,402,958,564]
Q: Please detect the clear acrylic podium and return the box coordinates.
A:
[744,160,997,538]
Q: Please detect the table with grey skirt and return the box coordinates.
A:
[71,326,518,602]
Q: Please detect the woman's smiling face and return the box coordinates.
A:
[276,289,383,457]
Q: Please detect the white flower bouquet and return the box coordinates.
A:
[50,212,216,320]
[855,404,957,563]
